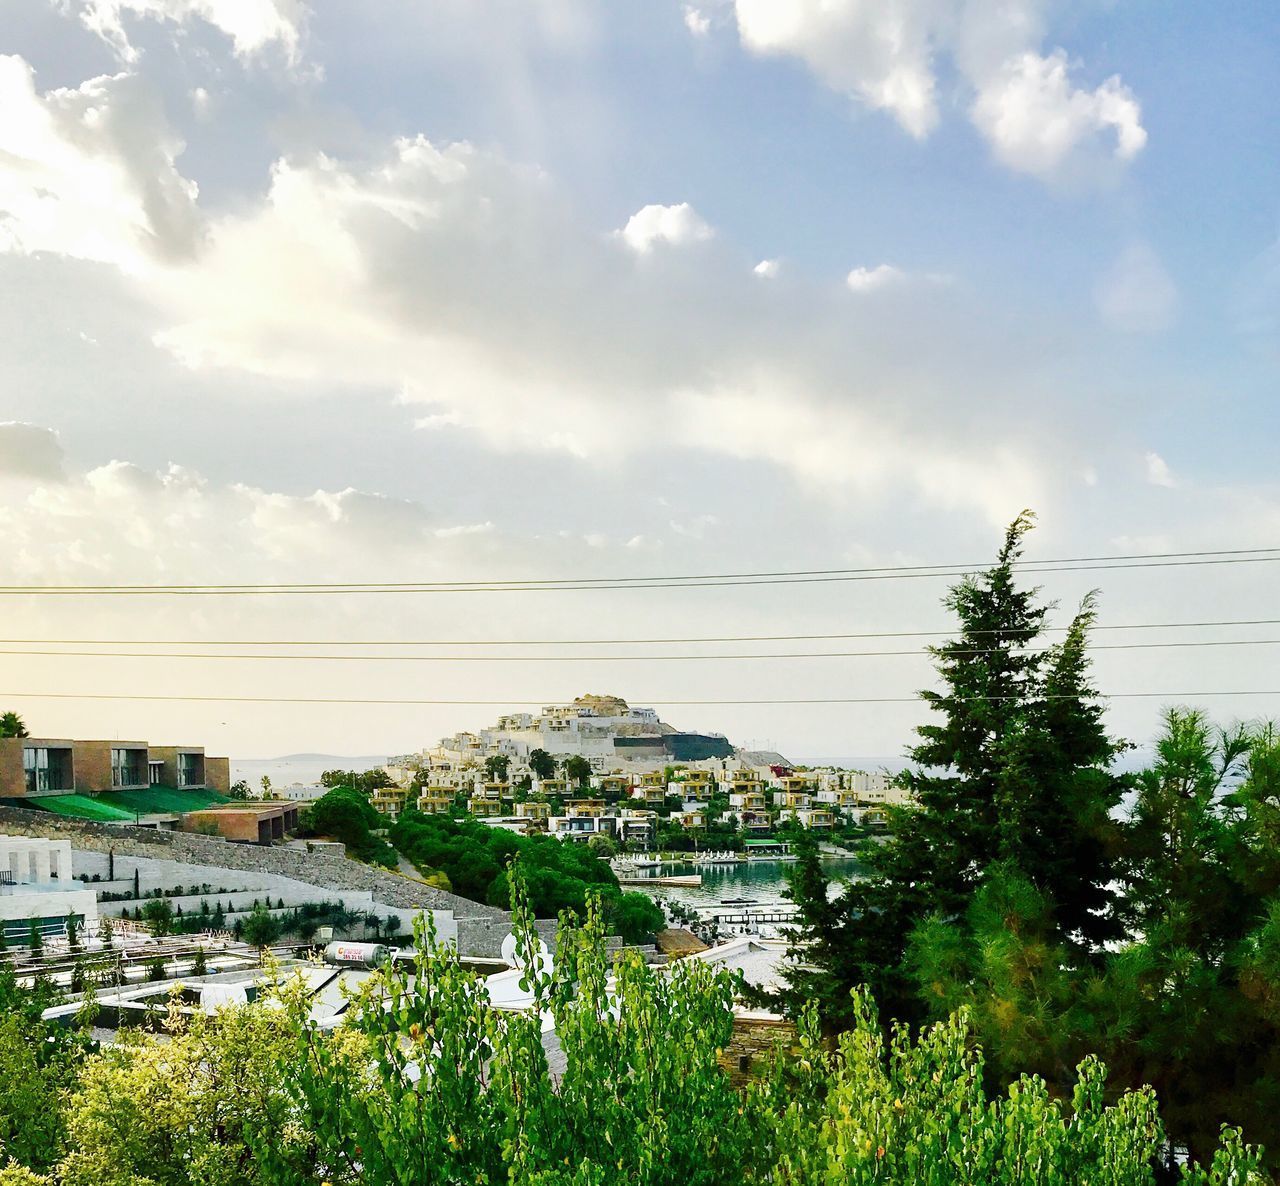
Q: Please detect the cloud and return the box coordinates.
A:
[683,5,711,38]
[0,449,484,584]
[0,56,200,269]
[66,0,307,64]
[971,50,1146,181]
[727,0,1145,183]
[846,263,905,293]
[1095,243,1178,333]
[617,202,715,254]
[753,258,779,278]
[1144,451,1176,489]
[0,81,1052,523]
[0,424,65,481]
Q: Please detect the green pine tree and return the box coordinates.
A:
[787,512,1126,1025]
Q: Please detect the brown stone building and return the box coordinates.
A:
[0,737,232,798]
[180,802,300,844]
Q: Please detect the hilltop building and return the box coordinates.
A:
[395,694,775,780]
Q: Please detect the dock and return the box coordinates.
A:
[618,874,703,888]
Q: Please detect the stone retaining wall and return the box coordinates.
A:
[0,808,513,956]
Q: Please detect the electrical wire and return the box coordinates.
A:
[3,637,1280,662]
[0,547,1278,595]
[1,616,1277,647]
[0,690,1277,707]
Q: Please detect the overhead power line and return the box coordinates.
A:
[4,637,1280,662]
[0,547,1277,595]
[1,616,1277,647]
[0,690,1277,707]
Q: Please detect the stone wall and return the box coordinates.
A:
[719,1013,798,1087]
[0,807,513,956]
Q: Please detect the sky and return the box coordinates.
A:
[0,0,1277,767]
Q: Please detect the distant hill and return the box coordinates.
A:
[232,754,388,786]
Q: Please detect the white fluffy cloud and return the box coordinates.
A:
[0,452,471,584]
[728,0,1146,183]
[0,57,1047,523]
[617,202,715,254]
[68,0,306,64]
[846,263,905,293]
[734,0,941,139]
[0,55,200,269]
[972,50,1145,180]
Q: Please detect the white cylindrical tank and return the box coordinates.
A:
[323,941,391,968]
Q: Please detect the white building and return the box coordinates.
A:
[0,835,98,941]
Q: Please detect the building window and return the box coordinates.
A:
[178,752,201,787]
[111,748,143,787]
[23,747,71,793]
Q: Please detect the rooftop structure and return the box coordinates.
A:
[180,802,300,845]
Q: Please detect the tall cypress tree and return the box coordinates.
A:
[787,512,1126,1025]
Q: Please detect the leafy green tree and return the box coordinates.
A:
[483,754,510,782]
[27,920,42,955]
[97,915,113,949]
[0,712,28,739]
[608,892,664,945]
[320,768,395,795]
[528,748,556,781]
[303,787,396,867]
[1104,710,1280,1167]
[228,779,252,800]
[57,998,302,1186]
[240,903,282,949]
[64,915,80,952]
[192,946,208,976]
[140,897,174,937]
[564,755,593,788]
[0,969,93,1173]
[587,833,617,858]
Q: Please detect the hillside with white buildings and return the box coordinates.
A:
[394,694,788,780]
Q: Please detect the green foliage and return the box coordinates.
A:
[586,832,617,858]
[755,991,1174,1185]
[609,892,664,945]
[0,712,27,739]
[0,869,1269,1184]
[793,514,1129,1028]
[240,903,282,949]
[483,753,511,782]
[58,999,300,1186]
[390,811,618,918]
[789,513,1280,1166]
[319,768,394,795]
[192,947,208,977]
[563,755,593,787]
[301,788,396,867]
[528,748,557,781]
[139,898,173,938]
[0,971,92,1172]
